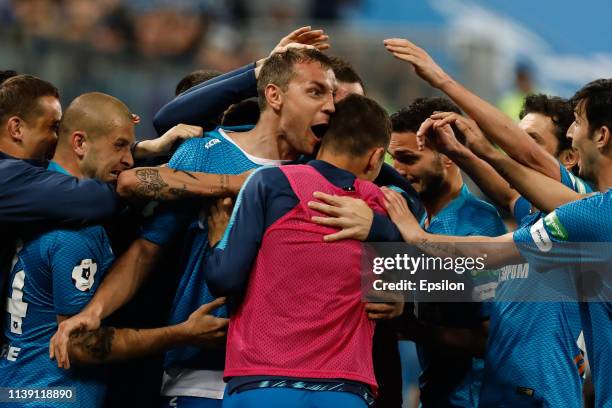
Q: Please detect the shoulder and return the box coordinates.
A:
[243,166,287,193]
[459,193,506,235]
[551,190,612,240]
[47,226,109,253]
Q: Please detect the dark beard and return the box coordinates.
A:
[419,171,446,202]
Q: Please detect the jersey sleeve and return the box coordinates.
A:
[512,196,532,224]
[50,229,114,316]
[513,192,612,286]
[0,159,120,225]
[153,64,257,135]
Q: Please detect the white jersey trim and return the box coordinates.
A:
[160,368,225,400]
[219,128,291,167]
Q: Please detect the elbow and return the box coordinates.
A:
[153,109,171,136]
[116,170,138,201]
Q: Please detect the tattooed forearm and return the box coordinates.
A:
[168,185,190,199]
[134,168,169,200]
[69,327,116,363]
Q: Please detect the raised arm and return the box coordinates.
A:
[383,38,561,180]
[153,66,257,135]
[434,112,587,212]
[154,27,330,135]
[418,113,520,214]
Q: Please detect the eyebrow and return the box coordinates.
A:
[309,81,331,91]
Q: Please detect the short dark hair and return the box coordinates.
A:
[320,93,391,156]
[570,78,612,135]
[391,97,461,133]
[175,69,222,96]
[0,70,18,85]
[221,98,260,126]
[257,48,333,110]
[0,75,59,124]
[329,56,364,91]
[519,94,574,153]
[391,97,462,148]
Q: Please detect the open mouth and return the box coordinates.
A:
[311,124,328,141]
[110,171,121,178]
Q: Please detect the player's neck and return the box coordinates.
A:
[51,148,83,178]
[597,158,612,191]
[317,150,365,179]
[232,113,299,161]
[423,172,463,221]
[0,137,28,160]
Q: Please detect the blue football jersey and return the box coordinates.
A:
[513,162,592,224]
[480,164,593,408]
[0,163,114,407]
[141,127,286,376]
[416,184,507,408]
[480,213,584,407]
[511,190,612,408]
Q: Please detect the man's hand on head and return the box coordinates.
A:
[255,26,330,78]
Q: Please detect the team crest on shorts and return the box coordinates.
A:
[72,259,97,291]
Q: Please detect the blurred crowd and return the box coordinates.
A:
[0,0,360,70]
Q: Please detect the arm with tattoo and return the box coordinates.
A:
[116,167,249,201]
[65,298,229,365]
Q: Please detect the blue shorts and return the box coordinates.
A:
[160,396,222,408]
[222,387,367,408]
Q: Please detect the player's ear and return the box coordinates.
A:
[595,125,611,152]
[366,147,385,178]
[6,116,25,143]
[558,147,579,169]
[265,84,283,111]
[72,131,88,158]
[440,153,454,168]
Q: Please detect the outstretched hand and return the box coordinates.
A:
[383,38,452,89]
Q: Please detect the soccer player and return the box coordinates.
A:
[411,114,587,406]
[383,39,591,218]
[50,46,339,405]
[205,93,398,408]
[380,38,593,407]
[0,92,226,407]
[379,78,611,407]
[0,94,194,407]
[384,97,506,407]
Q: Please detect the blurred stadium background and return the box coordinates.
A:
[1,1,609,406]
[1,0,611,140]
